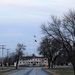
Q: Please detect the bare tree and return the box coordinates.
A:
[38,36,51,68]
[15,43,26,69]
[38,36,62,68]
[41,10,75,75]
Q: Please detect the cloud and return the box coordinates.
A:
[0,0,75,8]
[0,0,45,8]
[0,0,75,17]
[0,0,30,7]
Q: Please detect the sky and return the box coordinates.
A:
[0,0,75,57]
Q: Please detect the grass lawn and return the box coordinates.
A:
[0,67,25,75]
[48,67,74,75]
[0,68,16,75]
[0,67,8,70]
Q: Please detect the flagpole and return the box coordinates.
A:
[33,35,35,66]
[34,35,36,55]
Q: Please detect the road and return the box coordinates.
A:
[6,67,52,75]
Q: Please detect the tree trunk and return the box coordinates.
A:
[16,60,18,69]
[51,61,53,68]
[48,58,50,68]
[73,64,75,75]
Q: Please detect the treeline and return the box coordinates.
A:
[0,43,26,69]
[38,10,75,75]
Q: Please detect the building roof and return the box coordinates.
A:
[20,56,45,60]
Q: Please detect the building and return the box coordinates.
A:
[17,55,48,66]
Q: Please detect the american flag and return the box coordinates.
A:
[34,35,37,42]
[35,40,37,42]
[34,35,36,38]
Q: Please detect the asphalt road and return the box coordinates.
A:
[6,67,52,75]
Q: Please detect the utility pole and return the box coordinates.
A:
[6,48,9,68]
[0,45,6,69]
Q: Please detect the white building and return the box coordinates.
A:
[18,55,48,66]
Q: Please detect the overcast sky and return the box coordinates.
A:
[0,0,75,57]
